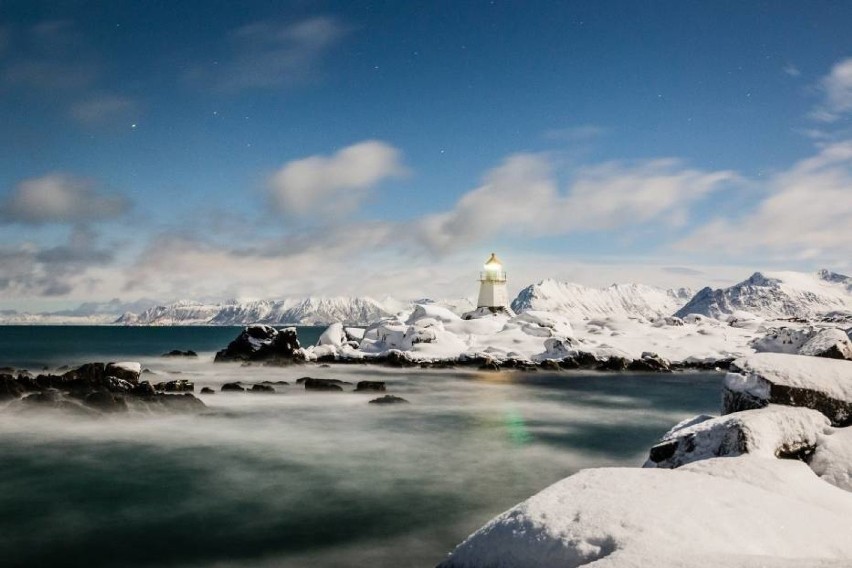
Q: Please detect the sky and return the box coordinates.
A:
[0,0,851,311]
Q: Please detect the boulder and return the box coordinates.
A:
[559,351,598,369]
[597,355,629,371]
[105,362,141,384]
[644,405,830,469]
[84,391,128,413]
[799,328,852,360]
[303,378,344,391]
[154,379,195,393]
[131,382,156,396]
[538,360,560,371]
[627,352,672,373]
[161,350,198,358]
[0,374,25,401]
[221,382,245,392]
[369,395,409,404]
[723,353,852,426]
[214,325,301,363]
[200,387,216,394]
[251,384,275,393]
[355,380,386,392]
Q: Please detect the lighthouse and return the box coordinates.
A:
[477,253,509,309]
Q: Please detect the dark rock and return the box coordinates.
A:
[304,378,344,391]
[84,391,128,413]
[627,353,672,373]
[162,350,199,358]
[251,384,275,393]
[478,360,501,371]
[0,374,25,401]
[63,363,106,383]
[539,360,561,371]
[154,379,195,393]
[221,382,245,392]
[140,393,206,412]
[132,382,156,396]
[214,325,301,363]
[597,356,629,371]
[385,350,416,367]
[355,380,386,392]
[200,387,216,394]
[319,364,331,368]
[105,362,141,384]
[369,395,409,405]
[560,351,599,369]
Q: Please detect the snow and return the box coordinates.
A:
[440,456,852,568]
[799,328,852,359]
[511,279,691,320]
[727,353,852,404]
[109,362,142,374]
[644,405,831,468]
[811,426,852,492]
[676,270,852,320]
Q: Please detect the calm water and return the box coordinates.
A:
[0,327,723,568]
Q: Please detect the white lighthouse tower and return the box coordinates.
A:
[477,253,509,309]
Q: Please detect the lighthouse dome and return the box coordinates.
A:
[484,253,503,270]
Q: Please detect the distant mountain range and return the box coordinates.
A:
[2,269,849,325]
[511,279,692,320]
[674,269,852,320]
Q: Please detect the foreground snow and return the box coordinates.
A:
[440,457,852,568]
[439,353,852,567]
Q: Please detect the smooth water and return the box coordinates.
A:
[0,328,723,568]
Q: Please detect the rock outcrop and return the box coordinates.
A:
[214,325,302,363]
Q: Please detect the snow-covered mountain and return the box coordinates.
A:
[675,269,852,320]
[511,279,693,320]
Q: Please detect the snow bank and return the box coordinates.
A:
[811,427,852,492]
[439,457,852,568]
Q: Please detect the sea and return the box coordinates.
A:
[0,326,723,567]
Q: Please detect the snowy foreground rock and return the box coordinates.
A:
[439,353,852,567]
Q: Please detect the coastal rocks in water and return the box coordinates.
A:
[200,387,216,394]
[84,391,128,413]
[214,325,301,364]
[154,379,194,392]
[251,384,275,393]
[644,405,830,469]
[221,382,245,392]
[369,395,408,404]
[161,349,199,358]
[105,362,141,384]
[627,352,672,372]
[723,353,852,426]
[0,374,25,401]
[437,457,852,568]
[303,378,343,391]
[354,380,386,392]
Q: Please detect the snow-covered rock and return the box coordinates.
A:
[723,353,852,426]
[645,405,830,469]
[676,269,852,320]
[811,427,852,492]
[439,456,852,568]
[105,361,142,384]
[799,328,852,360]
[213,325,302,363]
[511,279,691,320]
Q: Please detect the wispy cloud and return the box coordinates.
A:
[678,141,852,265]
[414,153,737,253]
[783,63,801,77]
[69,93,140,126]
[188,16,349,92]
[810,56,852,122]
[0,173,131,224]
[266,140,407,218]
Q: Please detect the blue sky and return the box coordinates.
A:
[1,1,851,310]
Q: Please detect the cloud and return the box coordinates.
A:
[0,174,131,224]
[266,140,407,217]
[0,227,115,297]
[678,141,852,264]
[70,94,139,126]
[188,16,348,92]
[810,56,852,122]
[783,64,800,78]
[415,153,737,253]
[0,20,98,90]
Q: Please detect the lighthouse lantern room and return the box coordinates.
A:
[477,253,508,309]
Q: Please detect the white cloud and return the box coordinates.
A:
[416,153,736,253]
[0,173,130,224]
[811,56,852,122]
[678,141,852,265]
[783,64,800,77]
[189,16,348,92]
[266,140,407,217]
